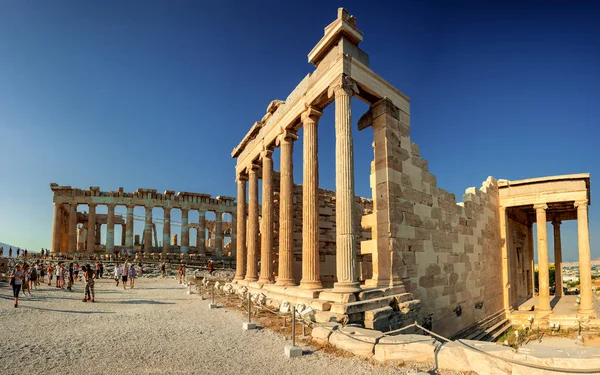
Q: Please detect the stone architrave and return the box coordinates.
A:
[276,130,298,286]
[126,205,134,250]
[534,203,551,312]
[163,207,171,255]
[259,148,274,284]
[245,164,260,282]
[86,204,96,253]
[215,212,223,257]
[552,218,563,297]
[181,208,189,254]
[144,206,153,254]
[68,204,78,253]
[197,210,206,255]
[575,200,594,315]
[300,107,323,289]
[329,75,361,293]
[106,204,115,253]
[51,203,62,253]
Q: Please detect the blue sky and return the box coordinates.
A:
[0,1,599,262]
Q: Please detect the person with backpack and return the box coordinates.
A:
[129,264,136,289]
[29,264,38,290]
[10,264,24,308]
[82,265,95,302]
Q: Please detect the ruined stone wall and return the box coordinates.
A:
[364,106,504,338]
[270,172,373,286]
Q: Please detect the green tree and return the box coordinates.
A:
[534,264,556,290]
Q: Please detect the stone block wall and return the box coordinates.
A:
[361,101,504,338]
[269,172,373,286]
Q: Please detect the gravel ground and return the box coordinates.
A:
[0,276,444,375]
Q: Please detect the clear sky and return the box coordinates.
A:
[1,1,599,262]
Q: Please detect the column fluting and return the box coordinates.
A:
[181,208,189,254]
[163,207,171,255]
[126,205,134,250]
[575,200,594,315]
[276,131,297,286]
[106,204,115,253]
[245,164,260,282]
[259,148,274,284]
[534,203,551,312]
[552,219,563,297]
[68,204,78,253]
[86,204,96,254]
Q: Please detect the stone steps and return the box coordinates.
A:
[452,309,505,341]
[472,317,511,342]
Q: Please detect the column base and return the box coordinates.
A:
[275,278,296,286]
[244,277,258,282]
[578,308,595,316]
[332,281,361,293]
[299,280,323,290]
[257,278,272,285]
[234,275,245,281]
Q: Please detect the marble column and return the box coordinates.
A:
[330,76,361,293]
[575,200,594,315]
[259,148,274,284]
[231,213,237,258]
[163,207,171,255]
[245,164,260,282]
[87,204,96,253]
[499,206,510,312]
[215,212,223,257]
[197,210,206,255]
[144,206,152,254]
[121,224,126,246]
[68,204,78,253]
[534,203,551,312]
[552,219,563,297]
[95,223,101,245]
[181,208,189,254]
[107,204,115,253]
[126,205,134,250]
[235,174,248,280]
[276,131,297,286]
[51,203,61,253]
[300,107,323,289]
[528,223,535,298]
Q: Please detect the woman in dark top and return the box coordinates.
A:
[10,264,24,308]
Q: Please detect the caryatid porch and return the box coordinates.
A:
[498,174,595,322]
[50,184,237,257]
[229,8,421,326]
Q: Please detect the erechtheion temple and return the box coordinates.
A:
[49,184,236,257]
[227,8,595,337]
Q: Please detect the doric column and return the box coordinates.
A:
[67,204,78,253]
[215,212,223,257]
[120,224,126,246]
[235,174,248,280]
[575,200,594,315]
[534,203,551,312]
[197,210,206,255]
[51,203,62,253]
[163,207,171,255]
[276,130,297,286]
[552,218,563,297]
[181,208,189,254]
[86,204,96,253]
[259,148,274,284]
[245,164,260,282]
[300,107,323,289]
[330,75,361,293]
[499,206,510,312]
[106,204,115,253]
[144,206,152,254]
[126,205,134,250]
[95,223,101,245]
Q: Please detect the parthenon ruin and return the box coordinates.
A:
[228,8,595,336]
[50,184,236,257]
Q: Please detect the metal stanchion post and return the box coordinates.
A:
[208,284,217,309]
[243,292,256,330]
[284,306,302,358]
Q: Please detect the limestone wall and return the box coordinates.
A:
[269,172,373,286]
[363,106,504,338]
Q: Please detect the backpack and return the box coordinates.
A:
[30,268,37,278]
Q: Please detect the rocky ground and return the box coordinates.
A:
[0,273,460,375]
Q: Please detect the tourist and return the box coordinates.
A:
[29,264,38,290]
[160,262,166,278]
[47,263,54,285]
[9,247,13,258]
[24,249,28,258]
[59,263,66,289]
[121,262,129,290]
[129,264,136,289]
[73,262,80,282]
[208,259,214,275]
[9,263,24,308]
[0,247,3,257]
[114,262,121,286]
[99,261,104,278]
[67,263,74,291]
[17,248,20,258]
[120,247,126,260]
[95,262,100,279]
[138,261,143,276]
[82,265,95,303]
[177,264,183,284]
[39,263,46,285]
[22,263,31,297]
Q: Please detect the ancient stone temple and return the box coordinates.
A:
[229,8,595,336]
[50,184,236,257]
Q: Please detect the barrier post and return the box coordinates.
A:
[208,284,218,309]
[284,306,302,358]
[243,292,256,330]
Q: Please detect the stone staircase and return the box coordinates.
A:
[452,310,511,342]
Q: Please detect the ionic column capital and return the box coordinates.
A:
[260,148,274,160]
[552,217,562,227]
[575,200,589,209]
[533,203,548,211]
[236,172,248,182]
[247,163,261,174]
[301,106,323,124]
[276,128,298,146]
[327,74,359,98]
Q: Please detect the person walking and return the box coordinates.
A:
[160,262,166,278]
[47,263,54,285]
[58,263,66,289]
[10,264,24,308]
[121,262,129,290]
[22,263,31,297]
[129,264,136,289]
[208,259,214,275]
[29,264,38,290]
[67,263,74,291]
[9,247,13,258]
[114,262,121,286]
[81,265,95,302]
